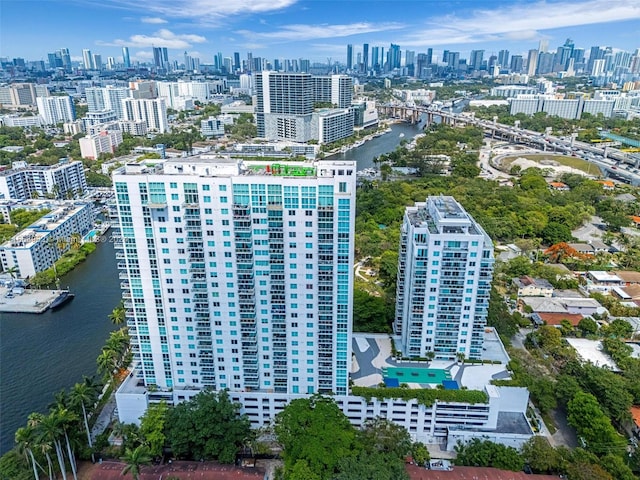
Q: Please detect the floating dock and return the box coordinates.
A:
[0,287,68,314]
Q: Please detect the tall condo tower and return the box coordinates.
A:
[394,196,494,360]
[113,158,356,397]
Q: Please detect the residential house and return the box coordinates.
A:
[513,276,554,297]
[597,180,615,190]
[549,181,570,191]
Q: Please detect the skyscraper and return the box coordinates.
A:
[346,44,353,70]
[387,44,401,71]
[234,52,241,72]
[112,157,355,396]
[527,49,539,76]
[498,49,510,68]
[362,43,369,72]
[394,196,494,360]
[122,47,131,68]
[59,48,71,71]
[82,49,93,70]
[469,50,484,71]
[153,47,169,70]
[510,55,524,73]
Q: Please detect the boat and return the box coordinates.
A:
[50,290,75,310]
[399,133,405,138]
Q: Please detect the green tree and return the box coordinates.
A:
[598,453,636,480]
[454,439,524,471]
[120,445,152,480]
[275,395,357,480]
[520,436,562,474]
[577,317,598,335]
[287,460,322,480]
[165,390,251,463]
[69,382,98,462]
[14,426,41,480]
[139,401,167,458]
[567,391,626,455]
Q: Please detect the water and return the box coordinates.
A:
[327,122,422,168]
[0,239,121,454]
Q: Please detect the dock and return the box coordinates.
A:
[0,287,68,314]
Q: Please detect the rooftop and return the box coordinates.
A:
[565,338,619,371]
[119,156,355,179]
[351,331,511,391]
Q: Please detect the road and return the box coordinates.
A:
[572,215,604,243]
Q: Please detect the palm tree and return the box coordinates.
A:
[38,412,68,480]
[97,348,119,380]
[108,301,126,325]
[15,426,41,480]
[48,388,69,411]
[4,265,19,280]
[69,382,96,462]
[56,408,79,480]
[70,233,82,250]
[28,413,55,479]
[120,445,152,480]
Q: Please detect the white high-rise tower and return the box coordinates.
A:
[395,196,494,360]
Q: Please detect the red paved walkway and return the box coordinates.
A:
[406,464,559,480]
[79,460,265,480]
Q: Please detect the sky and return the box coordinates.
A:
[1,0,639,65]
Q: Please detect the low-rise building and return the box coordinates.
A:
[79,129,123,160]
[513,276,554,297]
[584,271,625,293]
[0,202,94,278]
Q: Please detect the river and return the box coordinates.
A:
[327,121,422,168]
[0,239,121,454]
[0,121,421,455]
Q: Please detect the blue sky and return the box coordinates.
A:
[1,0,639,64]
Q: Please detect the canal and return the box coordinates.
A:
[327,122,422,168]
[0,239,122,454]
[0,121,421,455]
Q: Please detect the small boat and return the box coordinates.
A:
[50,290,75,310]
[399,133,405,138]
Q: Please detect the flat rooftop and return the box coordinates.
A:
[119,156,355,179]
[565,338,619,371]
[351,332,511,391]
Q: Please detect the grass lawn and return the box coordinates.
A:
[500,154,602,175]
[541,411,558,435]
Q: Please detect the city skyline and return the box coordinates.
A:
[1,0,639,64]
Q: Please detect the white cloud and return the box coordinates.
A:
[400,0,640,47]
[101,0,297,25]
[97,29,206,49]
[237,22,405,42]
[141,17,167,24]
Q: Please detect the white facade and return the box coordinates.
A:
[36,95,75,125]
[112,158,355,396]
[0,202,94,278]
[0,160,88,200]
[122,98,168,133]
[395,196,494,360]
[0,115,43,128]
[315,108,354,144]
[200,116,230,137]
[79,130,123,160]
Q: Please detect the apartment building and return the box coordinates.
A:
[0,160,88,200]
[395,196,494,360]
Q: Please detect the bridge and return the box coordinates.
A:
[375,103,640,185]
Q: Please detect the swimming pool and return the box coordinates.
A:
[383,366,452,384]
[83,229,98,241]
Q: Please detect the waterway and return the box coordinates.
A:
[0,121,422,455]
[0,239,121,454]
[327,121,423,168]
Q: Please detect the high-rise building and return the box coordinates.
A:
[527,49,538,76]
[346,44,353,70]
[362,43,369,72]
[112,157,355,397]
[36,95,75,125]
[233,52,241,72]
[387,44,401,71]
[394,196,494,360]
[469,50,484,71]
[122,47,131,68]
[82,49,93,70]
[510,55,524,73]
[447,52,460,70]
[153,47,169,70]
[92,53,102,71]
[59,48,71,71]
[498,50,509,68]
[122,97,168,133]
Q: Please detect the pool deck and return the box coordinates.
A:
[0,286,67,313]
[351,332,513,390]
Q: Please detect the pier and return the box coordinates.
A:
[0,286,68,313]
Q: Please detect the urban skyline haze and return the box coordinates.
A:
[1,0,639,64]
